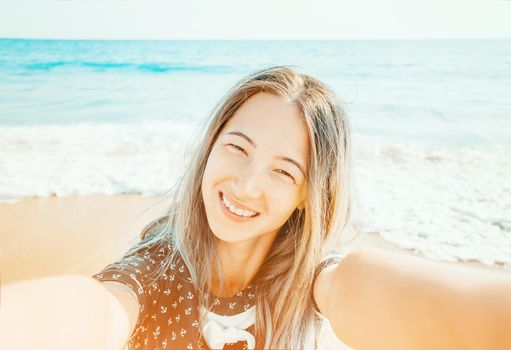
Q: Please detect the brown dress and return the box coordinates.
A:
[92,239,343,350]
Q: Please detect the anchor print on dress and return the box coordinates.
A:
[152,325,160,339]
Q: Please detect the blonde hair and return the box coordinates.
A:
[131,65,353,349]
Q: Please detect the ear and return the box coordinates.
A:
[297,201,305,210]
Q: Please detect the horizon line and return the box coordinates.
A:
[1,36,511,41]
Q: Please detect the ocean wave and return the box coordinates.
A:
[11,61,235,74]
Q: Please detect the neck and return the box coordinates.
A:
[212,230,279,298]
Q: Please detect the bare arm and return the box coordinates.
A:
[102,281,140,335]
[314,247,511,350]
[0,275,134,350]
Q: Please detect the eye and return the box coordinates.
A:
[227,143,247,155]
[276,169,295,183]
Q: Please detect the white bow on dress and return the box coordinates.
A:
[200,305,256,350]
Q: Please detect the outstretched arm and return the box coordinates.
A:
[0,275,133,350]
[313,247,511,350]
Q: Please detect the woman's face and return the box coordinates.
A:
[201,92,310,243]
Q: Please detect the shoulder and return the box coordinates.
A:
[312,253,347,318]
[92,216,180,304]
[140,215,171,240]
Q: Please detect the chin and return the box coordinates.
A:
[208,221,251,241]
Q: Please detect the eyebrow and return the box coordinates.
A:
[226,130,306,178]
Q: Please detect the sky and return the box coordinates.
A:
[0,0,510,40]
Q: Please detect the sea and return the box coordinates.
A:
[0,39,510,266]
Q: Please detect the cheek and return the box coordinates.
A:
[203,150,229,186]
[267,189,302,219]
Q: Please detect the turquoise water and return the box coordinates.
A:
[1,39,510,149]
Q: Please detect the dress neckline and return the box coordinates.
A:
[208,282,254,302]
[203,282,257,316]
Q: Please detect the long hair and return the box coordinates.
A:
[129,65,353,349]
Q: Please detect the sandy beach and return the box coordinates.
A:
[2,194,509,349]
[0,195,170,284]
[0,194,437,285]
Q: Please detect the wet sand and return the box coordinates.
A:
[0,195,170,284]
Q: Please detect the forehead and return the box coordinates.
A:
[221,92,309,160]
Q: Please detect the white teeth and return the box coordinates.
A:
[222,193,257,217]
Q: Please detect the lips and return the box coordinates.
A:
[219,191,260,218]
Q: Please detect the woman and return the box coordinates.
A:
[93,65,352,349]
[1,66,510,350]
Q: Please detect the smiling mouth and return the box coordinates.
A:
[219,191,260,219]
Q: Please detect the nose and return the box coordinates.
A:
[232,162,264,199]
